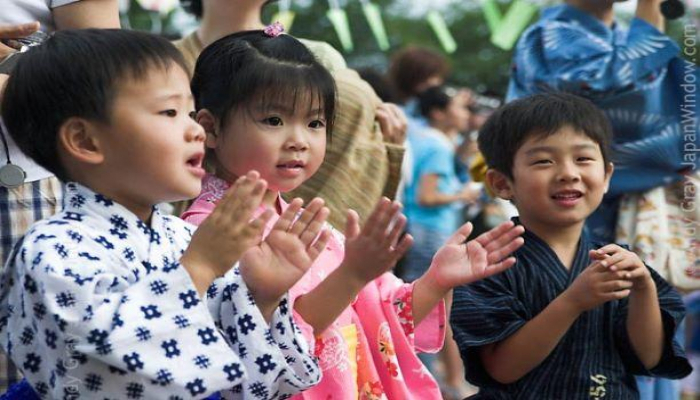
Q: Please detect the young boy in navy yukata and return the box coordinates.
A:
[450,92,692,399]
[0,29,327,399]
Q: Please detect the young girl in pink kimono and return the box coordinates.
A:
[183,27,525,400]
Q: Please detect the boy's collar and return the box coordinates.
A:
[511,216,590,245]
[63,181,162,233]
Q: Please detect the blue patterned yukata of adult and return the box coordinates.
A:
[507,4,699,243]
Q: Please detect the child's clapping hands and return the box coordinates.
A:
[413,221,525,323]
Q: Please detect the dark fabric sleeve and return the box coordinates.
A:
[613,266,693,379]
[450,274,530,387]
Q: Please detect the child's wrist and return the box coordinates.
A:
[558,290,585,315]
[418,269,450,297]
[180,253,218,295]
[254,295,283,323]
[338,261,376,289]
[631,275,656,294]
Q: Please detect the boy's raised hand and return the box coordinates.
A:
[340,198,414,285]
[425,221,524,291]
[182,171,273,294]
[240,197,331,319]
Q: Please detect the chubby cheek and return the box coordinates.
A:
[308,146,326,175]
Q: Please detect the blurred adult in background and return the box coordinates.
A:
[175,0,407,228]
[0,0,120,390]
[387,46,473,400]
[388,46,450,205]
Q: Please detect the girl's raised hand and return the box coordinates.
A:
[340,198,414,285]
[426,221,525,291]
[239,197,331,316]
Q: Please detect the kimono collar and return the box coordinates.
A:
[544,4,622,40]
[511,216,590,250]
[61,182,170,249]
[199,173,286,214]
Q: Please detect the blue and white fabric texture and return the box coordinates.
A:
[507,4,700,242]
[0,182,320,399]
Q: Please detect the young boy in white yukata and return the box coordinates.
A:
[0,29,327,399]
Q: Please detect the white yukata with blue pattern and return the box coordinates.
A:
[0,182,320,400]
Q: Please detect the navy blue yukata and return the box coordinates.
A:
[0,182,320,399]
[450,221,692,399]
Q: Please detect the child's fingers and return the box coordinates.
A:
[391,234,414,263]
[344,209,361,240]
[385,214,407,248]
[308,229,332,262]
[379,202,403,237]
[483,257,517,279]
[482,225,525,254]
[589,249,608,261]
[599,252,633,270]
[299,207,330,248]
[0,22,40,39]
[473,221,516,248]
[234,180,268,220]
[218,172,264,216]
[250,208,275,234]
[446,222,474,246]
[485,237,525,265]
[363,198,391,236]
[367,200,400,237]
[599,279,634,293]
[602,289,631,302]
[290,198,325,236]
[273,198,304,232]
[625,267,648,280]
[595,244,625,256]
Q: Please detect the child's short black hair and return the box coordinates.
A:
[1,29,189,182]
[417,85,459,120]
[478,92,612,179]
[191,30,336,135]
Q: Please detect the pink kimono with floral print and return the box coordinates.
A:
[183,174,446,400]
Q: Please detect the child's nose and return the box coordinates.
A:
[557,162,581,182]
[286,129,308,151]
[187,121,206,142]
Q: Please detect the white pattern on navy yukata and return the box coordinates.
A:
[0,183,320,399]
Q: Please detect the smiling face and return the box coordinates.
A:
[490,126,613,233]
[206,93,327,194]
[90,64,206,213]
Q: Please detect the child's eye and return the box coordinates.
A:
[577,157,594,162]
[533,159,552,165]
[309,120,326,129]
[189,111,197,121]
[263,117,283,126]
[159,109,177,117]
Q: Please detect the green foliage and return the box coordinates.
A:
[123,0,699,98]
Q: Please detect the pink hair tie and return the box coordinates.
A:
[263,21,285,38]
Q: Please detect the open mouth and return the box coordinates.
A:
[186,153,204,169]
[551,190,583,203]
[276,160,305,169]
[551,191,582,199]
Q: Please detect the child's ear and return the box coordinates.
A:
[485,169,514,201]
[58,118,104,165]
[196,109,218,149]
[603,162,614,194]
